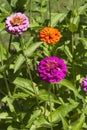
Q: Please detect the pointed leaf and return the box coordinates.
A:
[0,23,5,32]
[24,42,43,57]
[59,79,78,96]
[0,112,8,119]
[71,113,85,130]
[13,77,35,95]
[68,23,78,33]
[6,97,15,112]
[26,109,42,128]
[78,4,87,14]
[12,92,29,99]
[51,12,68,26]
[14,54,25,73]
[7,126,18,130]
[0,112,12,119]
[64,46,73,62]
[60,115,68,130]
[48,102,78,123]
[16,0,27,11]
[11,42,21,52]
[79,38,87,49]
[39,89,61,104]
[34,116,50,128]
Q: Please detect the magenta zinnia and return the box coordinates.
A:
[38,56,67,83]
[5,12,29,34]
[81,77,87,92]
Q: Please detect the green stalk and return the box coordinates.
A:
[71,33,76,85]
[3,72,11,96]
[40,1,43,20]
[71,0,77,85]
[8,34,12,53]
[29,0,32,23]
[19,35,40,108]
[48,84,53,130]
[71,33,74,55]
[48,0,51,27]
[1,44,11,96]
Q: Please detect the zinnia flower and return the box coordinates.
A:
[5,12,29,34]
[38,56,67,83]
[81,77,87,92]
[40,27,61,44]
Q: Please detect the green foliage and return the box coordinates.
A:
[13,77,36,95]
[14,54,25,73]
[71,113,85,130]
[24,42,43,57]
[59,79,78,96]
[48,101,78,123]
[0,0,87,130]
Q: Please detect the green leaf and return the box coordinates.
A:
[68,23,78,33]
[24,42,43,57]
[0,23,5,32]
[48,102,78,123]
[14,54,25,73]
[0,6,9,14]
[16,0,27,11]
[34,116,50,128]
[7,126,18,130]
[63,45,73,62]
[0,112,12,119]
[39,89,61,104]
[0,43,7,61]
[30,125,36,130]
[70,16,80,27]
[0,112,8,119]
[24,37,34,48]
[26,109,42,128]
[60,116,68,130]
[0,13,9,22]
[30,19,39,28]
[78,4,87,14]
[2,96,15,112]
[42,44,50,56]
[51,12,68,26]
[13,77,35,95]
[6,97,15,113]
[79,38,87,50]
[12,92,29,99]
[71,113,85,130]
[7,0,18,7]
[0,65,7,72]
[11,42,21,52]
[59,79,78,96]
[68,15,80,32]
[0,43,9,72]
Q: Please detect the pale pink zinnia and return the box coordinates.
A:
[5,12,29,34]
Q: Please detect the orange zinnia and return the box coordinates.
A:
[40,27,61,44]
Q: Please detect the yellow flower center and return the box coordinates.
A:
[46,60,57,68]
[10,16,23,26]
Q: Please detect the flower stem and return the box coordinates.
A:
[29,0,32,23]
[71,0,77,85]
[0,44,11,96]
[48,84,53,130]
[71,33,76,85]
[48,0,51,26]
[8,34,12,53]
[19,35,40,108]
[3,72,11,96]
